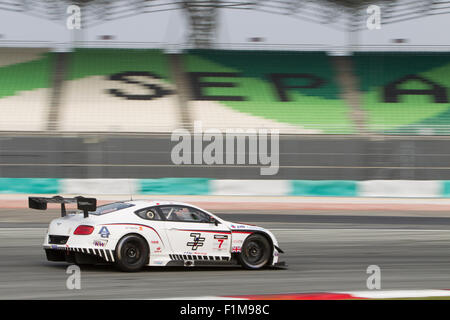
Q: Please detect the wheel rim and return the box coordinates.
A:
[244,239,266,265]
[123,241,142,265]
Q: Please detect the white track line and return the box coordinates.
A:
[162,289,450,300]
[339,289,450,299]
[153,296,245,300]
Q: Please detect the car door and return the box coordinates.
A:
[159,205,231,260]
[133,206,169,258]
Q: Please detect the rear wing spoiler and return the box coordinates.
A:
[28,196,97,218]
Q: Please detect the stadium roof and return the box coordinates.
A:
[0,0,449,47]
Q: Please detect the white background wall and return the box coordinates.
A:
[215,9,347,51]
[357,13,450,48]
[0,10,69,46]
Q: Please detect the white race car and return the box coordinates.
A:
[29,196,285,272]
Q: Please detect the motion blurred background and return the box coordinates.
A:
[0,0,449,197]
[1,0,450,300]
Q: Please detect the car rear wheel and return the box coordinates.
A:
[238,234,271,269]
[114,234,149,272]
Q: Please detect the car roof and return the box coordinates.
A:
[121,199,200,209]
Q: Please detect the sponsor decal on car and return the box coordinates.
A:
[99,226,110,238]
[214,235,228,240]
[187,233,205,250]
[93,239,108,247]
[214,234,228,250]
[184,251,207,255]
[154,247,162,253]
[125,226,144,231]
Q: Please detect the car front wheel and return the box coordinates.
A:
[114,234,149,272]
[238,234,271,269]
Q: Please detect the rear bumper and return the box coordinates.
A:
[44,246,116,263]
[45,248,69,262]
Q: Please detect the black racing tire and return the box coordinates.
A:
[238,233,271,270]
[114,234,149,272]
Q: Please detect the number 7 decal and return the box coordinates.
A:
[214,234,228,249]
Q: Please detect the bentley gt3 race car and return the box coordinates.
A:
[29,196,285,272]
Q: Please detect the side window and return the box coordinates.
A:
[160,206,210,222]
[135,208,162,221]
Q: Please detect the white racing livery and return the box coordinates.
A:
[29,196,285,272]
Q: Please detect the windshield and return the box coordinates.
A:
[89,202,135,216]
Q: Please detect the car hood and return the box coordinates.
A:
[223,221,279,247]
[225,221,264,231]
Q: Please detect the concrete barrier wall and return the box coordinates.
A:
[0,178,446,198]
[3,136,450,180]
[358,180,441,198]
[0,178,60,194]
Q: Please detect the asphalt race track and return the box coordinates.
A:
[2,209,450,299]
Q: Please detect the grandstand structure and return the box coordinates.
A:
[0,0,449,135]
[0,47,448,135]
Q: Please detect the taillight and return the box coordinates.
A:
[74,225,94,235]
